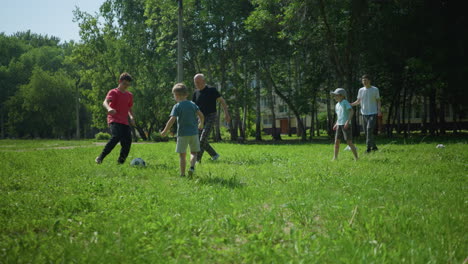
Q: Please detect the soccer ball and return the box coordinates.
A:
[130,158,146,167]
[344,146,357,151]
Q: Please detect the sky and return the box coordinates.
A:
[1,0,104,42]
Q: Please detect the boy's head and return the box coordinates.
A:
[172,83,189,101]
[119,72,133,89]
[330,88,347,101]
[361,74,371,87]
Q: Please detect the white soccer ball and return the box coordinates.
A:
[344,146,357,151]
[436,144,445,149]
[130,158,146,167]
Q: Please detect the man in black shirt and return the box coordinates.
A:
[192,73,231,162]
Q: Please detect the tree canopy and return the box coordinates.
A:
[0,0,458,140]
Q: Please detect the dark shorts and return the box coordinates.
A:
[335,125,352,141]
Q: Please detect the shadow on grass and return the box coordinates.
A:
[195,174,245,189]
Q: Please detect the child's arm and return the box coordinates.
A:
[161,116,177,137]
[345,108,354,129]
[197,110,204,130]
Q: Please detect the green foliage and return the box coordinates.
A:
[0,138,466,262]
[7,67,75,138]
[150,132,169,142]
[95,132,111,140]
[0,0,458,141]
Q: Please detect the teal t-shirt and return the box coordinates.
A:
[170,100,200,136]
[335,99,352,125]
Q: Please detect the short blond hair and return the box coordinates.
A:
[172,83,188,96]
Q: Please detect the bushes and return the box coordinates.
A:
[95,132,111,140]
[150,132,169,142]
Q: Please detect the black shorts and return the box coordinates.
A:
[335,125,352,141]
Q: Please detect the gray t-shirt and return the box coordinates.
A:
[170,100,199,136]
[357,86,380,115]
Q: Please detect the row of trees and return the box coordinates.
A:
[0,0,460,140]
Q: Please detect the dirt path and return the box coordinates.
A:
[0,142,158,152]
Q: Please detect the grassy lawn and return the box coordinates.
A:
[0,136,466,263]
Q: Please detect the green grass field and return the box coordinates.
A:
[0,136,466,263]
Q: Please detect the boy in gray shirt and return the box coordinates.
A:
[161,83,204,177]
[351,74,381,153]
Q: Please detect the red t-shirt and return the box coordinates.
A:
[106,88,133,125]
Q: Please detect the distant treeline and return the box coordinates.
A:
[0,0,461,141]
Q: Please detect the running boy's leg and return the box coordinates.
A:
[176,136,190,176]
[97,122,121,162]
[189,135,200,177]
[179,153,187,176]
[118,124,132,164]
[347,140,359,160]
[333,126,341,160]
[333,139,340,160]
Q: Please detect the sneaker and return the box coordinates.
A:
[372,147,379,151]
[95,157,102,164]
[188,167,195,177]
[211,154,220,161]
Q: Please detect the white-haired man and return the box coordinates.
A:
[192,74,231,162]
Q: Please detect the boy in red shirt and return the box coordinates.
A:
[95,72,135,164]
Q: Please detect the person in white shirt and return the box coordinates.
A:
[351,75,382,153]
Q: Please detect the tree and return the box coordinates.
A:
[7,67,75,138]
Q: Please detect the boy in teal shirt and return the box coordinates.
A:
[331,88,358,161]
[161,83,204,177]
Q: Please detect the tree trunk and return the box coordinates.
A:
[310,97,315,140]
[386,90,398,137]
[241,68,248,140]
[75,79,80,139]
[255,71,262,141]
[216,50,226,142]
[0,108,4,139]
[241,105,247,139]
[406,87,414,136]
[429,89,438,136]
[268,83,281,141]
[392,87,402,135]
[439,94,446,135]
[452,104,459,134]
[230,107,239,141]
[401,84,407,138]
[326,90,333,137]
[421,96,428,134]
[391,95,399,136]
[264,66,305,141]
[316,110,321,137]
